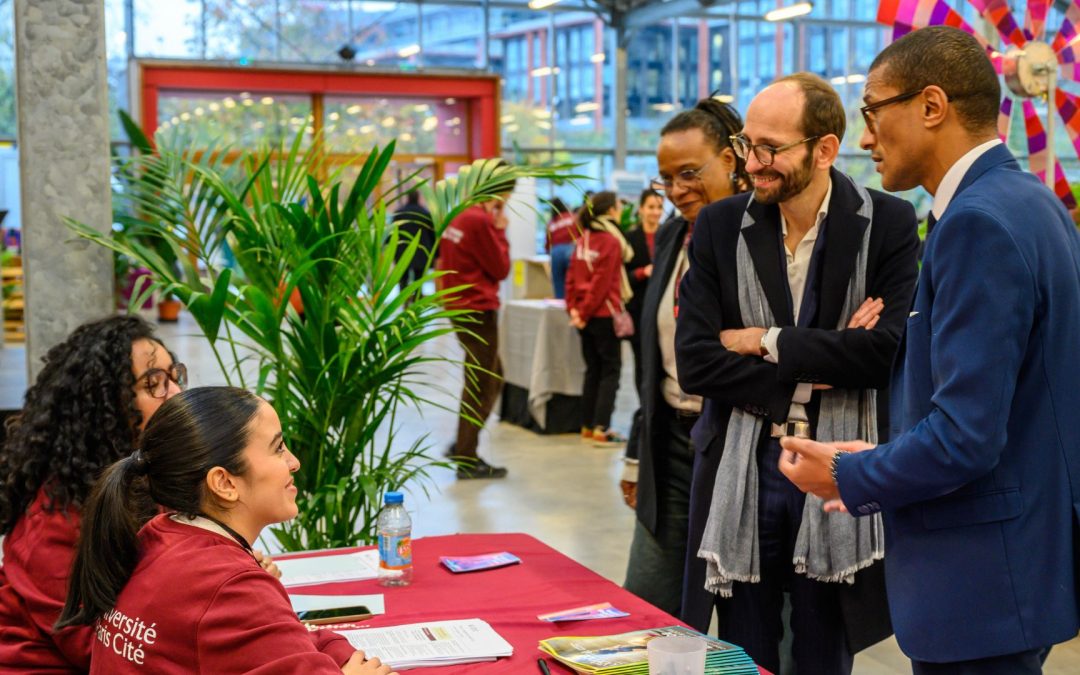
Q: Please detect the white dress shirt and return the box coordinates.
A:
[658,245,703,413]
[762,179,833,421]
[931,138,1002,220]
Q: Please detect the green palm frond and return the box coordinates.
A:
[69,116,581,550]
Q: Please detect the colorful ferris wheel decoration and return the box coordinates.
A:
[878,0,1080,208]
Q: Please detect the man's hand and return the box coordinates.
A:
[720,327,767,356]
[619,480,638,509]
[254,549,281,579]
[569,308,587,329]
[777,438,876,502]
[848,296,884,330]
[643,264,654,278]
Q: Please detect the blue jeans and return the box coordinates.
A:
[550,243,574,299]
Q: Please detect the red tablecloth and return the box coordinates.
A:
[277,533,768,674]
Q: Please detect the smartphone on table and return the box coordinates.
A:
[296,605,373,625]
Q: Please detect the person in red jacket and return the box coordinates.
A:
[545,197,578,299]
[57,387,396,675]
[436,171,517,479]
[565,191,634,447]
[0,315,187,673]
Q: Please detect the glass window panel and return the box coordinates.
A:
[201,0,276,61]
[421,4,484,69]
[134,0,201,58]
[156,91,312,148]
[853,0,877,21]
[0,2,15,138]
[323,95,468,156]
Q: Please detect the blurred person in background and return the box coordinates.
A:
[565,190,634,447]
[392,190,435,294]
[436,167,518,479]
[545,197,578,299]
[624,188,665,395]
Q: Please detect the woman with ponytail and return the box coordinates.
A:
[0,315,184,672]
[57,387,395,675]
[565,190,633,447]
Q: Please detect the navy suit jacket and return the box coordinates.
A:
[675,169,919,650]
[837,144,1080,662]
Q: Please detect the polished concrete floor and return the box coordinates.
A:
[4,312,1080,672]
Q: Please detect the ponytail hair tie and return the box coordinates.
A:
[130,449,149,475]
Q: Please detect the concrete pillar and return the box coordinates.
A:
[14,0,113,380]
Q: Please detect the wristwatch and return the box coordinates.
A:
[759,331,769,357]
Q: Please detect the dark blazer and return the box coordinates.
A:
[624,226,654,324]
[675,168,919,651]
[626,215,688,532]
[838,144,1080,662]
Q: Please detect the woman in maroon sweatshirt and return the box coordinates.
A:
[0,315,186,673]
[565,191,634,447]
[57,387,395,675]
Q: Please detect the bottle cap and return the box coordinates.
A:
[384,491,404,505]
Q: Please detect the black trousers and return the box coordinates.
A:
[578,317,621,429]
[624,409,696,615]
[716,439,852,675]
[451,311,502,457]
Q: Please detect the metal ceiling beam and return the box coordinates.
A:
[625,0,727,29]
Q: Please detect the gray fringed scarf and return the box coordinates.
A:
[698,179,885,597]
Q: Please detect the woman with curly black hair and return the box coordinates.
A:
[0,315,185,672]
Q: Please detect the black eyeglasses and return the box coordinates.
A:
[650,157,714,192]
[729,134,818,167]
[135,362,188,399]
[860,89,922,134]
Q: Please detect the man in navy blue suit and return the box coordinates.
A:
[781,26,1080,674]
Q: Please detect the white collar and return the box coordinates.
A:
[781,177,832,237]
[931,138,1002,220]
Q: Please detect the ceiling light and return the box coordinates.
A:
[590,53,605,63]
[764,2,813,21]
[575,102,600,113]
[829,73,866,85]
[712,94,734,103]
[530,66,561,77]
[398,44,421,58]
[651,102,676,113]
[528,0,561,8]
[570,116,591,126]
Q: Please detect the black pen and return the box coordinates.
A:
[537,657,552,675]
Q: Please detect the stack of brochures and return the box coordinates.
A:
[539,625,759,674]
[277,549,380,587]
[335,618,513,669]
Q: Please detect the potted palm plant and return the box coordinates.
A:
[70,116,577,550]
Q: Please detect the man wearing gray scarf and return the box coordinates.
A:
[674,73,918,674]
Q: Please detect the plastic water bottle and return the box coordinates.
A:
[377,491,413,586]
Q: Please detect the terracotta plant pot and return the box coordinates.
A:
[157,298,181,322]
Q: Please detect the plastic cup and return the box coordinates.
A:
[647,635,707,675]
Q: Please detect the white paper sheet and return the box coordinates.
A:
[335,618,513,670]
[288,593,385,615]
[277,549,380,587]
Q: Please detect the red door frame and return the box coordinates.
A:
[135,60,501,159]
